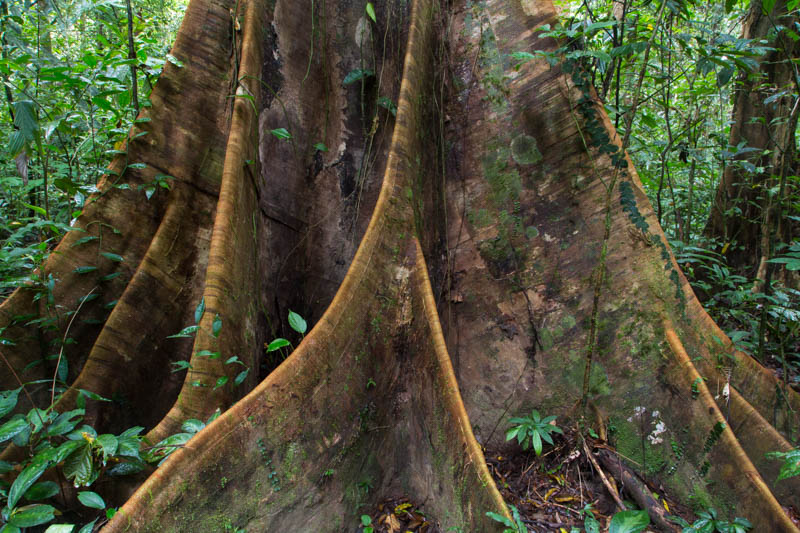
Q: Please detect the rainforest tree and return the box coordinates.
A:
[0,0,799,531]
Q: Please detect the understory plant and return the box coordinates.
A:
[506,409,563,456]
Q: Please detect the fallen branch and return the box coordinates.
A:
[597,450,679,532]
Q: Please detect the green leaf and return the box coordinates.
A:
[91,95,112,111]
[116,435,142,459]
[0,387,21,418]
[0,415,29,444]
[47,409,85,436]
[100,252,124,262]
[181,419,205,433]
[214,376,229,390]
[343,68,375,85]
[267,338,291,352]
[767,449,800,481]
[194,297,205,323]
[532,429,543,456]
[377,96,397,116]
[8,455,52,508]
[77,491,105,509]
[366,2,376,23]
[23,481,60,501]
[269,128,292,140]
[609,509,650,533]
[212,314,223,338]
[485,511,514,527]
[166,54,184,67]
[288,310,307,334]
[78,389,111,402]
[77,520,97,533]
[167,325,200,338]
[584,515,600,533]
[314,142,328,152]
[21,202,48,217]
[8,504,56,528]
[63,443,96,487]
[762,0,776,14]
[46,525,77,533]
[96,434,119,459]
[12,100,38,141]
[234,369,249,386]
[171,360,192,373]
[73,266,98,274]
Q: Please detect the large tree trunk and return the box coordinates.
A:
[705,0,799,273]
[1,0,799,531]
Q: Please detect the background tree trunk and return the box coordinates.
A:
[705,0,799,274]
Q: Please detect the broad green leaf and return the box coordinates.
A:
[91,95,112,111]
[78,389,111,402]
[366,2,376,23]
[269,128,292,140]
[767,449,800,481]
[584,515,600,533]
[46,525,77,533]
[314,142,328,151]
[485,511,514,527]
[0,415,29,444]
[288,310,307,334]
[0,388,21,418]
[234,369,249,386]
[377,96,397,116]
[77,519,97,533]
[609,509,650,533]
[212,314,222,337]
[166,54,184,67]
[8,504,55,528]
[8,456,52,508]
[12,100,38,141]
[167,325,199,338]
[100,252,124,262]
[171,360,192,373]
[194,297,205,323]
[343,68,375,85]
[23,481,60,501]
[762,0,776,14]
[96,434,119,459]
[47,409,85,436]
[181,419,205,433]
[116,435,142,459]
[77,491,105,509]
[214,376,229,390]
[63,443,95,487]
[73,266,98,274]
[267,338,290,352]
[72,236,99,247]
